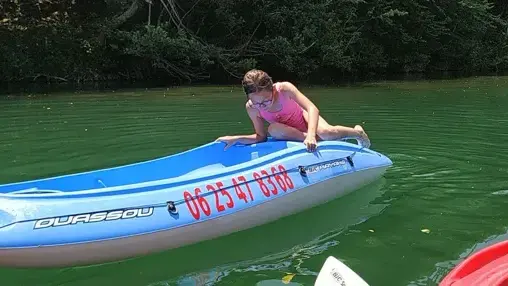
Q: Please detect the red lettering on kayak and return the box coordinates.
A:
[183,164,295,220]
[237,175,254,201]
[207,181,234,213]
[194,187,211,216]
[253,164,295,198]
[183,190,200,220]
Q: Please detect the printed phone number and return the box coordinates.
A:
[183,164,294,220]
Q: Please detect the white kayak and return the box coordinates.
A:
[315,256,369,286]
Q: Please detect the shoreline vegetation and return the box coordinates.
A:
[3,75,507,99]
[1,0,507,95]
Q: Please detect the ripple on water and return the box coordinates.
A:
[0,81,508,286]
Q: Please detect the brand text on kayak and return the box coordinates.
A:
[305,159,347,174]
[33,207,154,229]
[330,267,347,286]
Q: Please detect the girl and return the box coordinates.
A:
[216,69,370,152]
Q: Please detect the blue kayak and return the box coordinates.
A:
[0,138,392,268]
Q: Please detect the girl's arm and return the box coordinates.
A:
[216,102,267,149]
[236,102,268,144]
[280,82,319,139]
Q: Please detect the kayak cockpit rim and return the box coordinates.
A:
[0,141,371,198]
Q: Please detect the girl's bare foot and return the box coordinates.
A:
[354,125,371,148]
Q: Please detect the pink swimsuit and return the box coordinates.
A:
[257,82,308,132]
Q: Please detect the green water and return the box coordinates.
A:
[1,77,507,286]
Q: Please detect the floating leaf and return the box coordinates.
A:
[282,273,296,284]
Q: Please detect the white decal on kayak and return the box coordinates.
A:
[305,159,347,174]
[33,207,154,229]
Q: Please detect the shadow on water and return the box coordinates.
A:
[0,177,389,286]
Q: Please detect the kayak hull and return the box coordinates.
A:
[0,139,392,268]
[0,166,388,268]
[440,240,508,286]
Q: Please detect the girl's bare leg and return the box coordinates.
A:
[303,111,371,147]
[267,122,307,141]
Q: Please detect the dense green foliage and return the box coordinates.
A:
[1,0,507,84]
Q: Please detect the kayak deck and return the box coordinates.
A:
[0,139,298,194]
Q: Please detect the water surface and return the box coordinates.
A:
[1,77,507,285]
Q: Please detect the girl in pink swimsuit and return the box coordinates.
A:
[216,69,370,152]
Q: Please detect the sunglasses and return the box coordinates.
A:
[243,83,273,107]
[251,98,273,108]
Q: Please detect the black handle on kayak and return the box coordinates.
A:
[167,201,177,214]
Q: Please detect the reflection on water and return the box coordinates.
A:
[154,179,388,286]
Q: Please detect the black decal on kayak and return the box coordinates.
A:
[33,207,154,229]
[304,159,347,174]
[330,267,347,286]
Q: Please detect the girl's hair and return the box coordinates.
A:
[242,69,273,96]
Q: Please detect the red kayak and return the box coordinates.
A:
[440,240,508,286]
